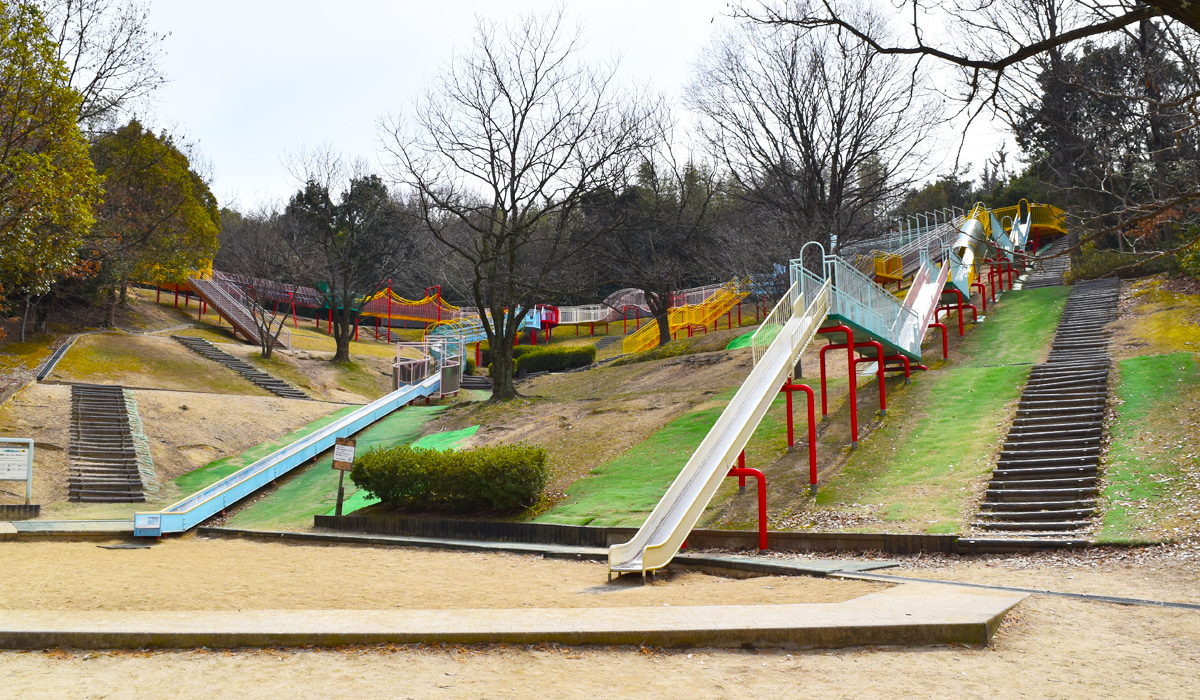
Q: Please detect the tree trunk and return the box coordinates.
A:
[645,291,672,347]
[331,306,353,363]
[487,309,520,400]
[119,280,130,306]
[105,287,118,327]
[20,295,32,342]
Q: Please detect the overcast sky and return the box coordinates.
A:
[144,0,1010,211]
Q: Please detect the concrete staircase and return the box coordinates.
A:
[1023,238,1071,289]
[172,335,310,400]
[68,385,148,503]
[973,277,1120,537]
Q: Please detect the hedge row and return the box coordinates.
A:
[479,344,536,367]
[349,443,548,514]
[515,345,596,373]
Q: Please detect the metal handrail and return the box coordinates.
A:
[209,275,292,350]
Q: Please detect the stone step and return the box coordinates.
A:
[976,508,1095,521]
[991,465,1098,481]
[985,487,1098,502]
[981,500,1096,512]
[987,476,1098,490]
[973,520,1092,531]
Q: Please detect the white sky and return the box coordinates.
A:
[143,0,1009,211]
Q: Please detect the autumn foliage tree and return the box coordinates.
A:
[87,119,220,326]
[0,2,101,340]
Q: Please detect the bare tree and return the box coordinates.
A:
[39,0,167,129]
[742,0,1200,256]
[587,145,724,346]
[386,8,657,400]
[688,9,938,259]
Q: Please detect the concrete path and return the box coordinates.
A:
[0,583,1024,650]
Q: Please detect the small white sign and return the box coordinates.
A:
[333,444,356,464]
[0,446,29,481]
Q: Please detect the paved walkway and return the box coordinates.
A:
[0,583,1024,650]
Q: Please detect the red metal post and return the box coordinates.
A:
[973,280,988,312]
[475,343,481,366]
[387,280,392,343]
[817,325,858,445]
[727,466,767,550]
[738,451,746,489]
[156,286,161,303]
[930,322,949,359]
[785,385,794,447]
[174,288,179,308]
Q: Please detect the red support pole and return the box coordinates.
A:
[727,467,768,551]
[156,286,161,303]
[328,308,332,335]
[174,288,179,308]
[737,303,742,326]
[973,280,988,312]
[590,322,594,337]
[623,315,627,334]
[783,381,819,495]
[291,295,298,329]
[738,451,746,489]
[387,280,393,344]
[785,384,794,448]
[930,322,949,360]
[817,325,858,445]
[354,316,359,342]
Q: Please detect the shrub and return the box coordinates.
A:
[350,443,548,514]
[513,345,596,373]
[464,358,476,376]
[480,344,536,367]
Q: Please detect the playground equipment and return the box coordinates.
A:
[608,275,832,575]
[132,338,463,537]
[609,200,1039,575]
[621,278,752,354]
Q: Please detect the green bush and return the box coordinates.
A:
[350,443,548,514]
[513,345,596,373]
[464,358,476,376]
[480,344,536,367]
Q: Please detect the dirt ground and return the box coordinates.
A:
[0,383,343,508]
[0,540,1196,698]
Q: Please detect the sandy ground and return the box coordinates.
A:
[0,383,344,508]
[0,541,1196,698]
[0,538,881,610]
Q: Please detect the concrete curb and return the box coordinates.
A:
[0,583,1025,651]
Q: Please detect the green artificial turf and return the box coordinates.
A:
[725,331,756,350]
[534,388,792,528]
[1099,352,1200,543]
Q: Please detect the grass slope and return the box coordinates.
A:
[1100,352,1200,542]
[812,286,1071,533]
[173,405,360,494]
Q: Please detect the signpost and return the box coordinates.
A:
[331,437,356,517]
[0,439,34,505]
